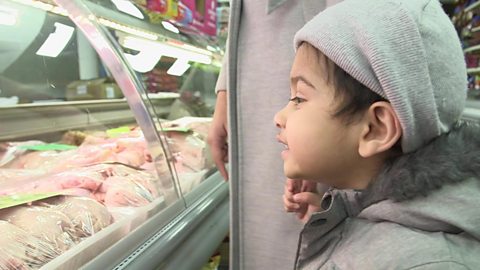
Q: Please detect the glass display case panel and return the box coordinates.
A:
[83,0,224,201]
[61,0,226,203]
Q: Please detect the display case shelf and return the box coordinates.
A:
[0,98,176,141]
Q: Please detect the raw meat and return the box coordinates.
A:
[0,220,59,270]
[0,206,76,252]
[0,168,104,196]
[49,196,113,238]
[0,169,44,185]
[0,141,45,168]
[95,166,159,207]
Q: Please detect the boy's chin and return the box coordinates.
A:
[283,167,305,180]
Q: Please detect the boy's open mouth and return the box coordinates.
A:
[276,135,289,150]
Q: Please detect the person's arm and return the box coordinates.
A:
[208,52,229,180]
[215,50,228,93]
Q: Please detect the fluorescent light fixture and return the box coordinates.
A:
[0,6,18,26]
[111,0,144,19]
[99,18,157,40]
[11,0,68,16]
[121,36,212,73]
[161,21,179,34]
[36,22,74,57]
[167,59,191,76]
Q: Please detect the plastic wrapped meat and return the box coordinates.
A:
[0,206,76,252]
[99,176,153,207]
[0,169,44,185]
[94,165,160,207]
[0,168,104,196]
[48,196,113,238]
[0,141,45,168]
[4,150,73,171]
[166,131,211,172]
[0,220,59,270]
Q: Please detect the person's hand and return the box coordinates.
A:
[207,90,229,180]
[283,179,322,223]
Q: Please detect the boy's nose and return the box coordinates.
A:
[274,107,287,129]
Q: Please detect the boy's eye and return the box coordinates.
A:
[289,96,306,105]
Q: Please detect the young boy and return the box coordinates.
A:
[275,0,480,269]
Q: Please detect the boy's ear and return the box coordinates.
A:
[358,102,402,158]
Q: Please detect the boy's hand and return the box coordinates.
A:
[283,179,323,224]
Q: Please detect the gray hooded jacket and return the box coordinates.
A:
[296,122,480,269]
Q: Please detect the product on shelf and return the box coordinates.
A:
[0,205,76,252]
[0,220,60,270]
[0,195,114,269]
[161,117,213,173]
[43,196,113,238]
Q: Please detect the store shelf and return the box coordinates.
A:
[465,1,480,13]
[0,98,176,141]
[440,0,458,3]
[467,67,480,74]
[464,44,480,53]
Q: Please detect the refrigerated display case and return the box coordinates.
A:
[0,0,228,269]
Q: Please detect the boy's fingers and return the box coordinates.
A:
[285,178,296,192]
[283,195,300,212]
[293,192,322,207]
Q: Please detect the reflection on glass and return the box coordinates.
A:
[36,22,75,57]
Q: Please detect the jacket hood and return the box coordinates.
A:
[342,121,480,240]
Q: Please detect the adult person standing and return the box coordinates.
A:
[207,0,342,269]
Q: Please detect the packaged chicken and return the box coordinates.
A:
[44,196,113,238]
[0,141,45,168]
[0,169,44,185]
[0,205,76,252]
[0,220,59,270]
[0,166,105,197]
[93,164,160,207]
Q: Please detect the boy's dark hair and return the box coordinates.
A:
[303,43,402,153]
[304,43,387,124]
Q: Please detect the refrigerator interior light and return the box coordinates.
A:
[111,0,144,20]
[99,18,158,40]
[167,59,191,76]
[36,22,74,57]
[0,5,18,26]
[121,35,212,73]
[11,0,68,16]
[161,21,179,34]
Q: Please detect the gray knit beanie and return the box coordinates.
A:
[294,0,467,153]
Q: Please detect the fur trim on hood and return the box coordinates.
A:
[360,121,480,207]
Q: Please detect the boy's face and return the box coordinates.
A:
[274,44,362,186]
